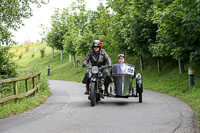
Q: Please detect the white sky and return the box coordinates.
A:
[12,0,103,44]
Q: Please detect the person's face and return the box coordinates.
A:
[94,46,100,52]
[119,57,125,64]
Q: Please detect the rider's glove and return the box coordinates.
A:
[82,64,88,68]
[87,66,92,69]
[100,65,106,71]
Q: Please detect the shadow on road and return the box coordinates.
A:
[69,97,141,108]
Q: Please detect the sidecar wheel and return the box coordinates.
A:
[90,82,96,106]
[139,92,142,103]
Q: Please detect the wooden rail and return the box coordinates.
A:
[0,71,41,104]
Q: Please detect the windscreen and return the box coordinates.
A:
[112,64,135,76]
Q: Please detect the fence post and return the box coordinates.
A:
[37,74,41,92]
[32,77,35,95]
[13,81,18,103]
[25,79,28,92]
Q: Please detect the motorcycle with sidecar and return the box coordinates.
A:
[87,63,143,106]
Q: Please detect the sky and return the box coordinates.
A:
[12,0,103,44]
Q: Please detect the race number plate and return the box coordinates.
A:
[125,66,135,76]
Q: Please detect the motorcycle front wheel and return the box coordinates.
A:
[89,82,96,106]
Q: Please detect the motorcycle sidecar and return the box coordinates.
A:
[110,63,143,103]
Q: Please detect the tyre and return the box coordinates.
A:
[89,82,96,106]
[139,92,142,103]
[131,86,134,95]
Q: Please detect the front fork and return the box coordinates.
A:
[90,78,104,98]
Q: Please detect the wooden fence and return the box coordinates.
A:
[0,71,41,104]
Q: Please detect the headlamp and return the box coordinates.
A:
[92,66,99,74]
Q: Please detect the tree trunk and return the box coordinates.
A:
[73,55,76,68]
[69,54,71,62]
[52,48,54,58]
[140,55,144,71]
[157,57,161,73]
[178,59,185,74]
[60,50,63,60]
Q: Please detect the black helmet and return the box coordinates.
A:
[92,40,102,48]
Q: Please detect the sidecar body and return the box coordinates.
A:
[111,63,135,97]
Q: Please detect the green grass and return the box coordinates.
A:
[0,74,50,118]
[135,58,200,130]
[0,90,49,118]
[0,43,50,118]
[4,42,200,130]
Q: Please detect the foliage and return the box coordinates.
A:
[0,46,17,79]
[151,0,200,62]
[19,53,23,59]
[46,8,67,51]
[107,0,157,57]
[32,53,35,58]
[0,0,47,79]
[44,0,200,66]
[40,49,45,58]
[0,0,48,45]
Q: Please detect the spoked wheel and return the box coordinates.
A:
[139,92,142,103]
[89,82,96,106]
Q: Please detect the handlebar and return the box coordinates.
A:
[85,65,112,70]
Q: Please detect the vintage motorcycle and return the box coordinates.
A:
[87,66,108,106]
[87,64,143,107]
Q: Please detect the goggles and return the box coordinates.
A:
[118,54,125,58]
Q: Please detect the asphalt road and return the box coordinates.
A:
[0,80,197,133]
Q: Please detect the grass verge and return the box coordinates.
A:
[0,74,50,118]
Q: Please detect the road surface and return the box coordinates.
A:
[0,80,197,133]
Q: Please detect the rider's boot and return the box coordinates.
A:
[104,83,109,96]
[84,81,89,95]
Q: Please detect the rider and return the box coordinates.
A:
[82,40,112,95]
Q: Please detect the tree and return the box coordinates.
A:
[46,8,68,60]
[0,0,48,45]
[0,0,47,78]
[63,0,88,67]
[76,10,98,56]
[151,0,200,73]
[107,0,157,71]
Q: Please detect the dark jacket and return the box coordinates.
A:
[83,49,112,67]
[82,49,112,84]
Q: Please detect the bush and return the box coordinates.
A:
[19,53,23,59]
[40,49,45,58]
[25,46,29,52]
[0,46,17,79]
[32,53,35,58]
